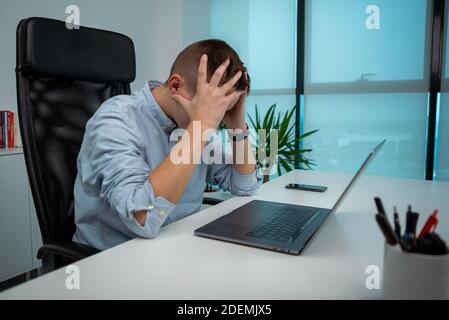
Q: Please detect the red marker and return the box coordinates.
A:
[418,210,438,239]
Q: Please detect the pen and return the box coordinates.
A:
[373,198,400,247]
[411,211,419,240]
[375,213,398,246]
[392,206,406,250]
[393,206,401,239]
[374,197,387,217]
[418,210,438,239]
[403,205,419,251]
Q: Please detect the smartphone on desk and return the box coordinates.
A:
[285,183,327,192]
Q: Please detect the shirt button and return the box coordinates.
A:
[147,203,154,210]
[159,210,166,217]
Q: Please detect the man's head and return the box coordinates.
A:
[166,39,250,99]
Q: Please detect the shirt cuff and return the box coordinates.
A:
[230,167,262,196]
[126,179,176,238]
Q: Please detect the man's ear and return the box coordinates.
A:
[167,74,184,95]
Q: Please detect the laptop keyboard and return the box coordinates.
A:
[246,207,320,244]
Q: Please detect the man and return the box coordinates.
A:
[73,39,261,250]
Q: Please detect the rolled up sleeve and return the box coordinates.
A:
[122,179,175,238]
[229,167,262,195]
[79,109,175,239]
[207,164,262,196]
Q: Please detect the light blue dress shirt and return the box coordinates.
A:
[73,81,261,250]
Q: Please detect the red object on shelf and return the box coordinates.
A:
[7,111,14,148]
[0,113,2,148]
[0,110,15,148]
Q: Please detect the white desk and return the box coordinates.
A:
[1,170,449,299]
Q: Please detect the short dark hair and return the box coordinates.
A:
[169,39,250,93]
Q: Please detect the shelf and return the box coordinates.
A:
[0,148,24,156]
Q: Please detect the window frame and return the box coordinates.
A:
[296,0,445,180]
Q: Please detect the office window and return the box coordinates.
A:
[302,0,432,179]
[210,0,297,122]
[436,1,449,181]
[438,92,449,180]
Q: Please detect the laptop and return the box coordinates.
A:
[195,140,386,255]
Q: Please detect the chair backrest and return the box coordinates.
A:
[16,17,136,244]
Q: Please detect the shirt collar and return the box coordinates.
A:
[143,80,177,134]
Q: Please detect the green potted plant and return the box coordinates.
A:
[248,104,318,183]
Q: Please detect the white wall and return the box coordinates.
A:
[0,0,211,115]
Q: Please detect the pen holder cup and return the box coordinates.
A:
[382,243,449,299]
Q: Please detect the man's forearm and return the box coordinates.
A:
[149,122,209,203]
[232,135,257,175]
[134,122,208,225]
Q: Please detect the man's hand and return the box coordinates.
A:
[223,73,248,130]
[171,54,245,130]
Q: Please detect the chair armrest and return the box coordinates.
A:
[202,197,223,206]
[37,241,100,262]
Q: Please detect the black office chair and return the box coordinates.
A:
[15,17,137,272]
[15,17,222,272]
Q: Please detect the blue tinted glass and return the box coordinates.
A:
[247,0,296,90]
[211,0,249,63]
[436,93,449,180]
[442,0,449,80]
[211,0,297,90]
[304,0,430,179]
[303,93,428,179]
[436,3,449,181]
[246,95,296,126]
[306,0,429,84]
